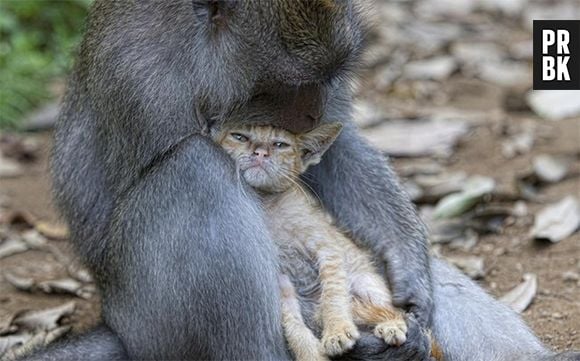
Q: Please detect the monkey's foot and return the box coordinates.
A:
[374,319,408,346]
[321,322,360,356]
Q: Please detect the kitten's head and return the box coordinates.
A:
[214,123,343,193]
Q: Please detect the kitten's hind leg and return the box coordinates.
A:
[350,273,407,347]
[279,274,329,361]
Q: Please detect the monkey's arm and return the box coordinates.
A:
[305,122,433,328]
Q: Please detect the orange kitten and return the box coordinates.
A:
[213,123,438,361]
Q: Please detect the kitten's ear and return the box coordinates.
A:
[300,122,343,168]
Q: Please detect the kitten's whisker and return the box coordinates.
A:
[278,170,318,203]
[279,166,323,204]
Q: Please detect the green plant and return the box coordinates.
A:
[0,0,92,128]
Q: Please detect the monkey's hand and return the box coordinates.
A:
[333,315,433,361]
[384,249,433,329]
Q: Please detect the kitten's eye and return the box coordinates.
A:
[231,133,249,142]
[273,142,290,149]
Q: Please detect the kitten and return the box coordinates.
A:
[212,123,440,361]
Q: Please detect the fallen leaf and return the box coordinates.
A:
[0,239,29,260]
[477,61,531,88]
[447,256,486,279]
[404,56,456,80]
[452,42,503,66]
[3,273,35,291]
[12,302,76,332]
[414,172,467,202]
[499,273,537,313]
[0,334,32,357]
[4,274,93,299]
[362,118,470,157]
[531,196,580,242]
[533,154,570,183]
[433,176,496,219]
[21,230,48,248]
[477,0,528,16]
[466,206,512,234]
[523,2,580,31]
[34,222,69,240]
[415,0,475,18]
[527,90,580,121]
[397,160,443,177]
[0,157,22,178]
[1,327,70,361]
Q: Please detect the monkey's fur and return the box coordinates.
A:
[25,1,580,360]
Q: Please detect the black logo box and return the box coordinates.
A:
[533,20,580,90]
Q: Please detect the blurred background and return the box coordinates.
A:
[0,0,90,129]
[0,0,579,358]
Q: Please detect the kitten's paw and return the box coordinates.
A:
[374,319,408,346]
[321,323,360,356]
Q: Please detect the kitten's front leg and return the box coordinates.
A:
[316,246,360,356]
[279,274,328,361]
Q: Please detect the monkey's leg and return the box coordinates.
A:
[430,258,580,361]
[305,121,433,328]
[316,246,360,357]
[102,136,290,361]
[279,275,328,361]
[17,325,126,361]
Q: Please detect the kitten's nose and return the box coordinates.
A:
[253,148,269,158]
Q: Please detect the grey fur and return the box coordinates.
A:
[26,0,578,360]
[21,326,126,361]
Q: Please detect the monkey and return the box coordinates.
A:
[22,1,580,361]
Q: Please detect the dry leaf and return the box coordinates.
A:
[1,327,70,361]
[433,176,495,219]
[0,334,32,357]
[12,302,76,332]
[531,196,580,242]
[477,61,531,88]
[533,154,569,183]
[527,90,580,121]
[34,222,69,240]
[404,56,456,80]
[4,274,93,299]
[362,119,470,157]
[414,172,467,202]
[0,239,29,260]
[447,256,486,279]
[0,157,22,179]
[499,273,537,313]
